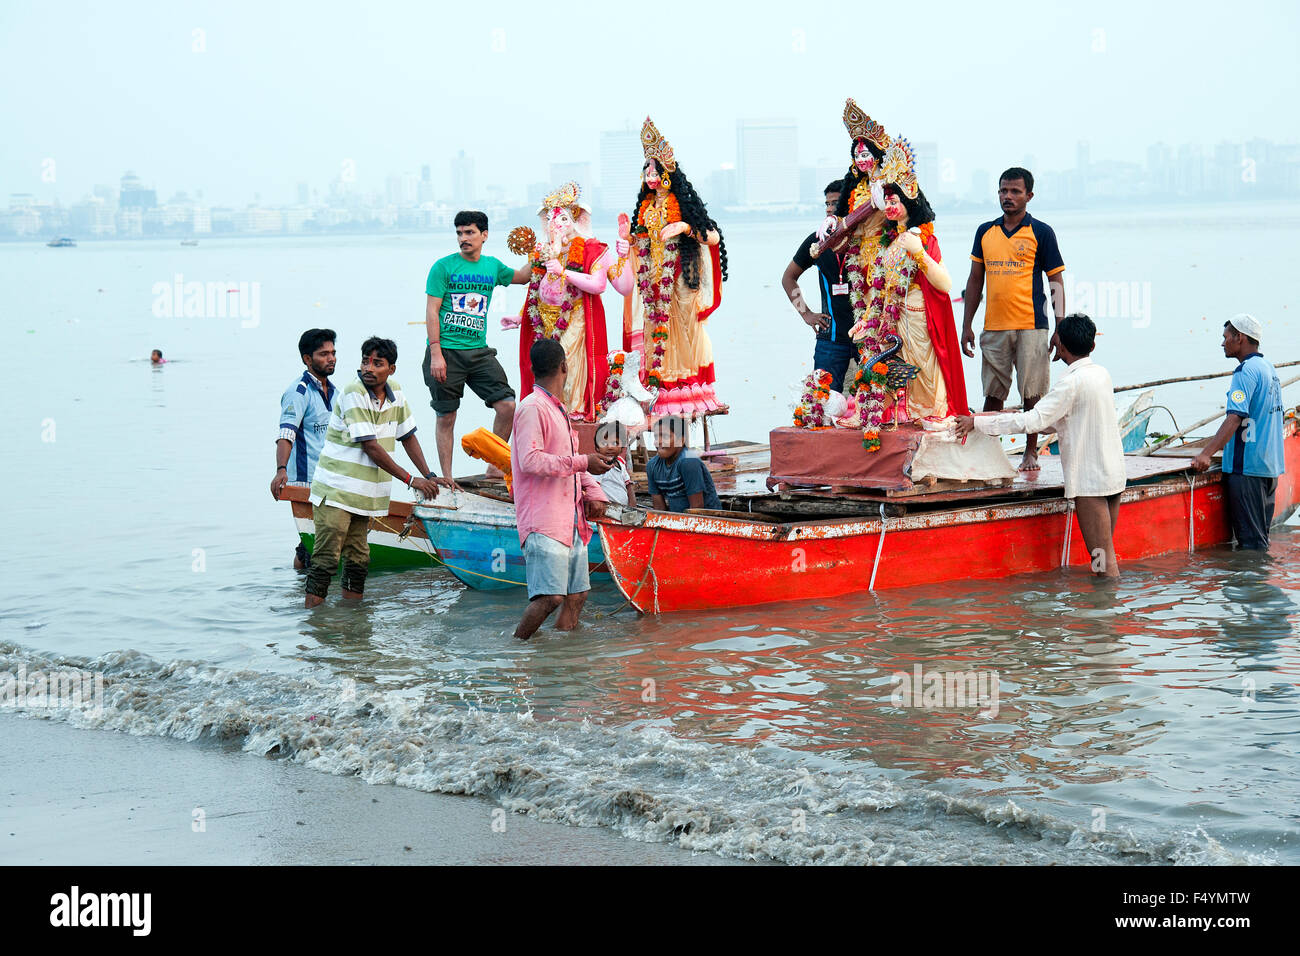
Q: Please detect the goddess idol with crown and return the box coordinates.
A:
[848,137,969,437]
[607,116,728,417]
[503,181,613,421]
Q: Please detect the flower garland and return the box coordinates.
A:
[632,193,686,388]
[597,350,626,417]
[792,369,834,429]
[523,237,586,343]
[845,223,932,451]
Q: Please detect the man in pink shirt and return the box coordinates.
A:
[511,339,615,640]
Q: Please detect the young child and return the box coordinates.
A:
[647,415,720,513]
[595,421,636,508]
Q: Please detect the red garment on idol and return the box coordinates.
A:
[518,239,611,422]
[918,235,969,417]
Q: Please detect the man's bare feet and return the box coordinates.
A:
[305,594,324,608]
[1018,449,1041,474]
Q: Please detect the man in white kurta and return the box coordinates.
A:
[955,313,1126,577]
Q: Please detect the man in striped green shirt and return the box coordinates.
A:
[306,336,443,606]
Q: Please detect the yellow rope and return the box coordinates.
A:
[371,515,526,585]
[370,516,440,565]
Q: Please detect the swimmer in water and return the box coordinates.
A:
[151,349,166,365]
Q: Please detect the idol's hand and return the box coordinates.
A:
[617,212,631,241]
[500,314,522,330]
[816,216,839,243]
[870,180,885,211]
[615,239,630,257]
[660,221,690,242]
[545,258,563,275]
[898,232,924,258]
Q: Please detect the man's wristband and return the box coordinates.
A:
[276,466,286,472]
[423,472,437,480]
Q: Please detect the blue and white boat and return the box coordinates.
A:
[414,489,609,591]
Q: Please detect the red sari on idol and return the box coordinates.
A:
[517,238,611,422]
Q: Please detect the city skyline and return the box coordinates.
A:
[4,0,1299,215]
[5,129,1298,241]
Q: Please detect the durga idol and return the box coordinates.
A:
[502,181,613,421]
[607,116,728,417]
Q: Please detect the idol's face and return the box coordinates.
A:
[854,144,874,174]
[643,159,662,189]
[550,207,575,237]
[883,191,906,222]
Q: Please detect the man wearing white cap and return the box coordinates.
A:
[1192,314,1286,550]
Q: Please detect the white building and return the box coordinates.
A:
[598,127,642,211]
[737,118,799,207]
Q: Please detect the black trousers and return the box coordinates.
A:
[1225,472,1278,551]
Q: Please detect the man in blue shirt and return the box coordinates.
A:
[1192,314,1286,550]
[272,329,338,568]
[647,416,721,513]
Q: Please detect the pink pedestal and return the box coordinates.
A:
[768,424,925,491]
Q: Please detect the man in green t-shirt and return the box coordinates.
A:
[423,210,531,487]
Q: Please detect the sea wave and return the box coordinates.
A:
[0,642,1267,866]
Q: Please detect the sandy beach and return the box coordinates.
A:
[0,715,735,866]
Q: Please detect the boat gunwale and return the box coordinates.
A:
[600,466,1212,542]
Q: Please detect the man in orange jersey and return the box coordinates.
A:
[961,168,1066,473]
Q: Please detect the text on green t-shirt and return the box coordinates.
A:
[425,253,515,350]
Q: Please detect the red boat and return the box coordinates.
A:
[597,418,1300,614]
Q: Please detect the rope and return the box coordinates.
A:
[1061,499,1076,568]
[868,504,887,592]
[608,528,662,616]
[1187,475,1196,554]
[372,516,524,586]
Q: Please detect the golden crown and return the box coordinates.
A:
[880,137,918,199]
[541,180,581,212]
[842,98,892,150]
[640,116,677,173]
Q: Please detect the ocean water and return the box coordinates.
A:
[3,202,1299,864]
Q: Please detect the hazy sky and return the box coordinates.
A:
[5,0,1299,206]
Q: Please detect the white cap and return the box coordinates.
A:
[1227,313,1263,342]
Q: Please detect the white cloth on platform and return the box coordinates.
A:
[974,357,1126,499]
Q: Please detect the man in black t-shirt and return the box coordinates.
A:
[781,180,858,393]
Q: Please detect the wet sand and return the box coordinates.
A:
[0,716,737,865]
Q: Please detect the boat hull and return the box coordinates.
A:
[416,491,609,591]
[284,488,440,570]
[599,426,1299,614]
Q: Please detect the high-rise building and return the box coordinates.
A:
[736,118,799,206]
[450,151,475,205]
[119,171,156,209]
[912,141,939,195]
[549,162,592,193]
[598,127,642,212]
[418,165,435,204]
[708,164,739,207]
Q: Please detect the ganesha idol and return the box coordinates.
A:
[503,181,613,421]
[606,116,729,418]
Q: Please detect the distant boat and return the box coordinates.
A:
[180,239,199,246]
[46,237,76,247]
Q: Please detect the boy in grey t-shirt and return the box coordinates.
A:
[647,416,720,513]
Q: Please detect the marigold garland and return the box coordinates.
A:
[792,369,835,429]
[597,350,626,417]
[523,237,587,345]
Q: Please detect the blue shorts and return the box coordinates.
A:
[523,529,589,599]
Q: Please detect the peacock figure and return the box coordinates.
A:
[860,334,919,428]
